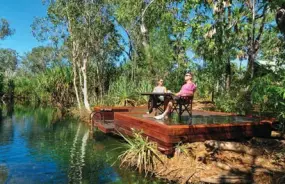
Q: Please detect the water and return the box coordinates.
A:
[0,104,162,184]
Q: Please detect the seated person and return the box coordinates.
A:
[148,79,167,115]
[154,72,196,120]
[153,79,167,100]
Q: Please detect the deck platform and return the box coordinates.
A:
[92,106,275,155]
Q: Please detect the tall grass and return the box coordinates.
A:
[117,130,163,176]
[101,76,152,106]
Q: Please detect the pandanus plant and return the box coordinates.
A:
[117,130,163,176]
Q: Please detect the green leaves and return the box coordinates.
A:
[0,49,17,73]
[21,46,57,74]
[117,129,163,176]
[0,18,14,40]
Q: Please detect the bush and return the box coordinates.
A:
[215,91,252,115]
[118,130,163,176]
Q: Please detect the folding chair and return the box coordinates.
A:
[171,95,193,117]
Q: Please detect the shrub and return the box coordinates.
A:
[117,130,163,176]
[215,91,252,115]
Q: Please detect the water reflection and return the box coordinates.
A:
[0,105,162,184]
[0,164,8,183]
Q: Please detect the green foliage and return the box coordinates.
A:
[251,73,285,124]
[14,66,74,107]
[175,142,194,157]
[101,76,152,106]
[118,129,163,176]
[21,46,59,73]
[215,91,251,115]
[0,73,4,96]
[1,0,284,121]
[0,18,14,40]
[0,48,17,73]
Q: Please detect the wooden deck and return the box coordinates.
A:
[92,106,275,155]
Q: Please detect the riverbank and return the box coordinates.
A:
[122,138,285,184]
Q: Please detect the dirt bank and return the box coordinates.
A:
[122,138,285,184]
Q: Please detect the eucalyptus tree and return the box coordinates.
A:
[0,18,14,40]
[112,0,177,80]
[0,19,15,98]
[21,46,57,74]
[186,1,238,94]
[0,49,17,73]
[0,49,17,99]
[188,1,275,92]
[33,0,121,111]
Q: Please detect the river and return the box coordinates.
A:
[0,104,162,184]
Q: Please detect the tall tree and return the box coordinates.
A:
[33,0,122,111]
[0,18,14,40]
[0,49,17,73]
[21,46,57,74]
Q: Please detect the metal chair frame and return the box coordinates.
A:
[170,96,193,117]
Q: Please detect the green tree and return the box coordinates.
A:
[33,0,122,111]
[0,18,14,40]
[21,46,62,74]
[0,49,17,73]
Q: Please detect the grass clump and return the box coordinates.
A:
[118,129,163,176]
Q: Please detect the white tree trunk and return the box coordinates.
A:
[81,57,91,112]
[72,41,82,109]
[141,0,155,63]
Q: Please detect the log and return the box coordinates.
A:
[201,175,251,184]
[204,140,264,156]
[250,137,285,146]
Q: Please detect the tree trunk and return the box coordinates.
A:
[246,1,267,79]
[141,0,155,71]
[225,57,231,90]
[72,41,81,109]
[247,51,256,79]
[276,5,285,34]
[77,61,83,100]
[81,57,91,112]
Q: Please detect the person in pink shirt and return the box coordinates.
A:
[154,72,196,120]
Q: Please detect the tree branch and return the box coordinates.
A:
[256,4,268,43]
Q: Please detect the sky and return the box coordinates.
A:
[0,0,48,56]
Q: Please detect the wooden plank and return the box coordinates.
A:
[114,120,171,143]
[93,107,131,121]
[94,120,115,133]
